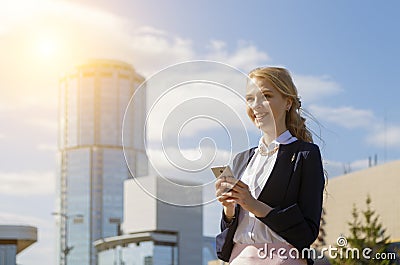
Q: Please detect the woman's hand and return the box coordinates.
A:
[215,176,237,220]
[222,178,257,213]
[218,177,272,218]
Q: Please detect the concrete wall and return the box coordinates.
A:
[123,177,157,233]
[156,176,203,265]
[324,160,400,246]
[123,176,203,264]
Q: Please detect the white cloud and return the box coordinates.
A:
[324,158,369,178]
[143,76,255,142]
[206,40,270,72]
[37,144,57,151]
[307,104,400,149]
[0,212,48,226]
[147,147,235,180]
[133,26,168,36]
[26,118,58,132]
[1,0,347,148]
[309,104,400,149]
[126,31,195,76]
[0,0,123,34]
[0,0,271,113]
[309,105,375,129]
[208,39,227,50]
[366,125,400,148]
[0,0,130,110]
[293,74,341,103]
[0,171,55,196]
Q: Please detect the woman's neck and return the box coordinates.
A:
[262,126,287,145]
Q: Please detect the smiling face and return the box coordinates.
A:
[246,77,292,138]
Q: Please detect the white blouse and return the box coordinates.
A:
[233,130,297,244]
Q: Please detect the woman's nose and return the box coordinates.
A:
[252,97,263,110]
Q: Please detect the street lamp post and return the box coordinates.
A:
[52,212,84,265]
[109,218,124,265]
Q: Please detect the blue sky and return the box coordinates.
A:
[0,0,399,264]
[92,0,400,166]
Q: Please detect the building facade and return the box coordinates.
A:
[56,59,147,265]
[324,160,400,245]
[0,225,37,265]
[94,177,205,265]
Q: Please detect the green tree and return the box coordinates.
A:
[330,194,393,265]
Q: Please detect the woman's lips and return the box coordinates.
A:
[254,112,267,121]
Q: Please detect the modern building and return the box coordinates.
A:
[203,236,220,265]
[56,59,147,265]
[95,177,207,265]
[0,225,37,265]
[323,160,400,246]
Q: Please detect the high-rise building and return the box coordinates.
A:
[56,59,147,265]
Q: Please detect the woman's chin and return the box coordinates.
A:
[258,123,275,134]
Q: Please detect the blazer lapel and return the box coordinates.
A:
[257,141,300,206]
[232,147,256,180]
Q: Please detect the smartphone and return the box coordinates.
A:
[211,165,235,179]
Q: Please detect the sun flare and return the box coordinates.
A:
[36,35,58,58]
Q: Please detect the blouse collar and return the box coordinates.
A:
[257,130,297,156]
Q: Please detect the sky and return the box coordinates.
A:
[0,0,399,264]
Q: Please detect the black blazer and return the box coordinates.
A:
[216,140,325,265]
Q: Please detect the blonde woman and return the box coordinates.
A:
[215,67,325,265]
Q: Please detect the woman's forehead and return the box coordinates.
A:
[247,77,275,92]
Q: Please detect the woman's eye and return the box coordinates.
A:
[246,97,254,102]
[263,94,272,98]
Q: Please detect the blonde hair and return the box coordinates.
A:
[247,67,313,143]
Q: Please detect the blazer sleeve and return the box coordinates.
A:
[216,149,253,262]
[256,144,325,250]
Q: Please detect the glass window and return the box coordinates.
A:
[99,77,118,146]
[66,148,91,265]
[79,77,95,145]
[66,79,78,147]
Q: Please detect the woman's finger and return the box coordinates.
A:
[233,179,248,189]
[220,178,249,191]
[230,183,249,193]
[215,177,224,188]
[215,177,237,190]
[221,176,240,185]
[217,194,237,202]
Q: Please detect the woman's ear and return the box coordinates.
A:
[286,98,293,111]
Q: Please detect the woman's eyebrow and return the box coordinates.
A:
[260,88,273,93]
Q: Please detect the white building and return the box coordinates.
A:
[95,177,204,265]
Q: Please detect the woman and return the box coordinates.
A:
[215,67,325,265]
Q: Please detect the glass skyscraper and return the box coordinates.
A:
[56,59,147,265]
